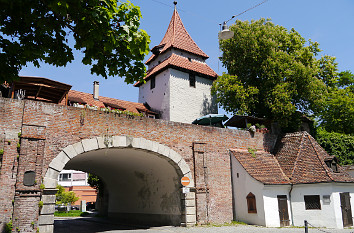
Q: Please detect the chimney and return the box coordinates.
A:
[93,81,99,100]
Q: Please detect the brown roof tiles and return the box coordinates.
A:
[62,90,156,115]
[146,8,208,65]
[135,54,217,87]
[231,131,354,185]
[230,149,290,185]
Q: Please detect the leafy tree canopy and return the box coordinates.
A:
[0,0,150,84]
[319,70,354,135]
[88,173,104,197]
[213,18,338,129]
[316,127,354,165]
[56,185,79,206]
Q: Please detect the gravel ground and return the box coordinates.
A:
[54,217,354,233]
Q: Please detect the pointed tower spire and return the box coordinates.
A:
[145,4,208,65]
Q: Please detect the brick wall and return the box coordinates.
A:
[0,97,277,231]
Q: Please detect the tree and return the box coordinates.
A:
[87,173,104,197]
[316,127,354,165]
[319,70,354,135]
[213,18,335,130]
[56,185,79,210]
[0,0,150,84]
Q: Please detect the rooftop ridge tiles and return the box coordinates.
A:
[289,132,305,180]
[307,134,335,181]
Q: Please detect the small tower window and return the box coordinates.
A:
[150,77,155,90]
[189,74,196,88]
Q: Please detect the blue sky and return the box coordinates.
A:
[19,0,354,115]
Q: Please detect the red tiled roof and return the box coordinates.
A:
[145,8,208,65]
[231,132,354,185]
[135,54,217,87]
[231,149,290,185]
[61,90,156,115]
[274,132,354,184]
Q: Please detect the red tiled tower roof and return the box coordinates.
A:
[145,7,209,65]
[135,54,217,87]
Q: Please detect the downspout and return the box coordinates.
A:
[289,183,294,226]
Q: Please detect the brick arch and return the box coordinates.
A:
[39,136,196,233]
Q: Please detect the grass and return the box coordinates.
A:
[54,210,89,217]
[198,220,248,227]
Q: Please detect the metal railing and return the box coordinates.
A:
[304,220,354,233]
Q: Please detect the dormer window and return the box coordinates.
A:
[188,57,192,62]
[325,157,338,172]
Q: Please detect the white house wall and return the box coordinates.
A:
[290,183,354,229]
[169,68,217,124]
[262,185,291,227]
[230,155,266,226]
[138,69,170,120]
[332,183,354,228]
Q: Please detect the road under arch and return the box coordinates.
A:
[64,147,183,226]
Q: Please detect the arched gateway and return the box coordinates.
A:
[39,136,196,233]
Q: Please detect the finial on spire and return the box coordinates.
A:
[173,1,177,9]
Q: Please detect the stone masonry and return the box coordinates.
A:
[0,97,277,232]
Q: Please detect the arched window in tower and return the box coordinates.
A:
[246,192,257,213]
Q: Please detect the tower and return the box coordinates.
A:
[136,4,218,123]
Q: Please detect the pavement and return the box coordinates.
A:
[54,217,354,233]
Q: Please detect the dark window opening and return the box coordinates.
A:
[304,195,321,210]
[189,74,196,88]
[150,77,155,90]
[59,173,71,182]
[246,192,257,213]
[325,159,338,172]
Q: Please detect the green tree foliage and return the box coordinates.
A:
[213,18,335,129]
[316,128,354,165]
[319,70,354,135]
[56,185,79,207]
[0,0,150,84]
[88,173,104,197]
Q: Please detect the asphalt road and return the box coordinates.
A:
[54,217,354,233]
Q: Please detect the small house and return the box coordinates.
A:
[230,131,354,228]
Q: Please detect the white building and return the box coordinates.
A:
[135,5,218,124]
[230,132,354,229]
[58,170,88,187]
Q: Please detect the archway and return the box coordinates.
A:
[39,136,196,233]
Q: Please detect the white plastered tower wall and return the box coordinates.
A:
[138,69,171,120]
[169,68,217,123]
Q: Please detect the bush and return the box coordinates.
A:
[316,128,354,165]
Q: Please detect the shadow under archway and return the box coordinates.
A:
[40,136,196,233]
[64,147,183,226]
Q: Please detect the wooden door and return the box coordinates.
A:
[340,192,353,227]
[277,195,290,227]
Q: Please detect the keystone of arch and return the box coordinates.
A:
[45,136,193,187]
